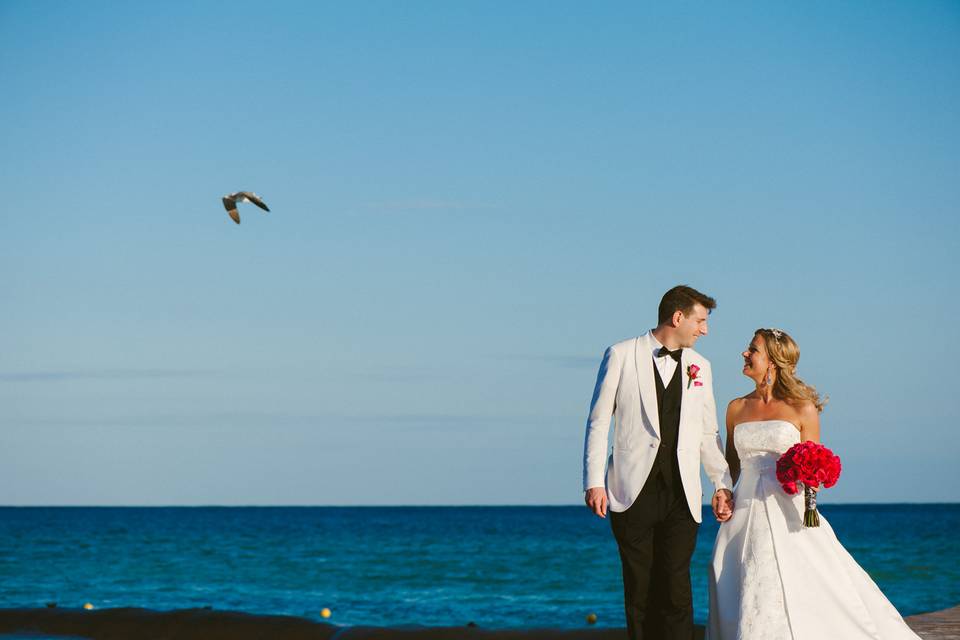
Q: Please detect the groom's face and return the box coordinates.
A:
[677,303,710,348]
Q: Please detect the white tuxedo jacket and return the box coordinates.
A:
[582,332,732,522]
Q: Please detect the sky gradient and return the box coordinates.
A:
[2,1,958,505]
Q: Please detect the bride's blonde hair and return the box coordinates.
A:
[755,328,827,413]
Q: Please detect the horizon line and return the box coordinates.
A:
[2,502,958,508]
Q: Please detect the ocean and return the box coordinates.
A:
[1,505,956,629]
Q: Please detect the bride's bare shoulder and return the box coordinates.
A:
[725,395,753,424]
[794,399,820,422]
[727,394,755,411]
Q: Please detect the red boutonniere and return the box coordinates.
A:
[687,364,702,389]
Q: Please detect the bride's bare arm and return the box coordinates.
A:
[799,401,821,444]
[798,401,822,491]
[725,400,741,485]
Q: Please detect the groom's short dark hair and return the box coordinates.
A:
[658,285,716,324]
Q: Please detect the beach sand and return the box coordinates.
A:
[1,606,957,639]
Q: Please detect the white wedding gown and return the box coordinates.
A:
[706,420,921,640]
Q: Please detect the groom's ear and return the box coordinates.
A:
[671,310,684,328]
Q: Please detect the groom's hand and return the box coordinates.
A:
[585,487,608,518]
[712,489,734,522]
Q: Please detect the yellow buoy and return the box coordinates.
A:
[320,608,331,619]
[586,613,597,624]
[83,603,94,610]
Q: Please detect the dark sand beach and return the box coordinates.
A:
[2,606,958,640]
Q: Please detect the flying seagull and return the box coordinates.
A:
[222,191,270,224]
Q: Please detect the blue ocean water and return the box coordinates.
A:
[0,505,956,629]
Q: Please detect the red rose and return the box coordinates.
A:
[776,441,842,496]
[686,364,701,389]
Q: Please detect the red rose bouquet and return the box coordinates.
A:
[775,441,842,527]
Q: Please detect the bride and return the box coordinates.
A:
[706,328,920,640]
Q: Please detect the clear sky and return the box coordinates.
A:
[1,1,958,505]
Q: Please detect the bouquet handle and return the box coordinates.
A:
[804,485,820,527]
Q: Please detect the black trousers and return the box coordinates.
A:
[609,471,699,640]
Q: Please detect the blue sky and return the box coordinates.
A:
[1,1,958,505]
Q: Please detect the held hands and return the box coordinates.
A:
[712,489,734,522]
[585,487,608,518]
[588,487,734,521]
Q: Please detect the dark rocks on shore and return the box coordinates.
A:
[2,605,956,640]
[0,607,626,640]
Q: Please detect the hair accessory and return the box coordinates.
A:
[765,328,784,341]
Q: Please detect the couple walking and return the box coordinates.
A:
[582,285,920,639]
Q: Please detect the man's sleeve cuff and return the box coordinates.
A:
[714,473,733,492]
[584,480,606,492]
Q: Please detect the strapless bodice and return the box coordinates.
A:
[734,420,801,471]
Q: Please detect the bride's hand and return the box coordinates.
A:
[713,489,734,522]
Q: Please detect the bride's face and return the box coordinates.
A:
[742,335,769,383]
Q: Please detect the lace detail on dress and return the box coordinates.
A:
[733,421,799,639]
[738,470,792,639]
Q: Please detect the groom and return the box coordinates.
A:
[583,285,733,640]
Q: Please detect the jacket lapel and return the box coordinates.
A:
[635,333,661,437]
[679,349,692,434]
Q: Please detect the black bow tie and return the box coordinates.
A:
[657,346,682,362]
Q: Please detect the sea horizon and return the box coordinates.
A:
[2,501,957,508]
[3,504,957,629]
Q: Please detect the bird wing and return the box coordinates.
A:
[240,191,270,212]
[222,196,241,224]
